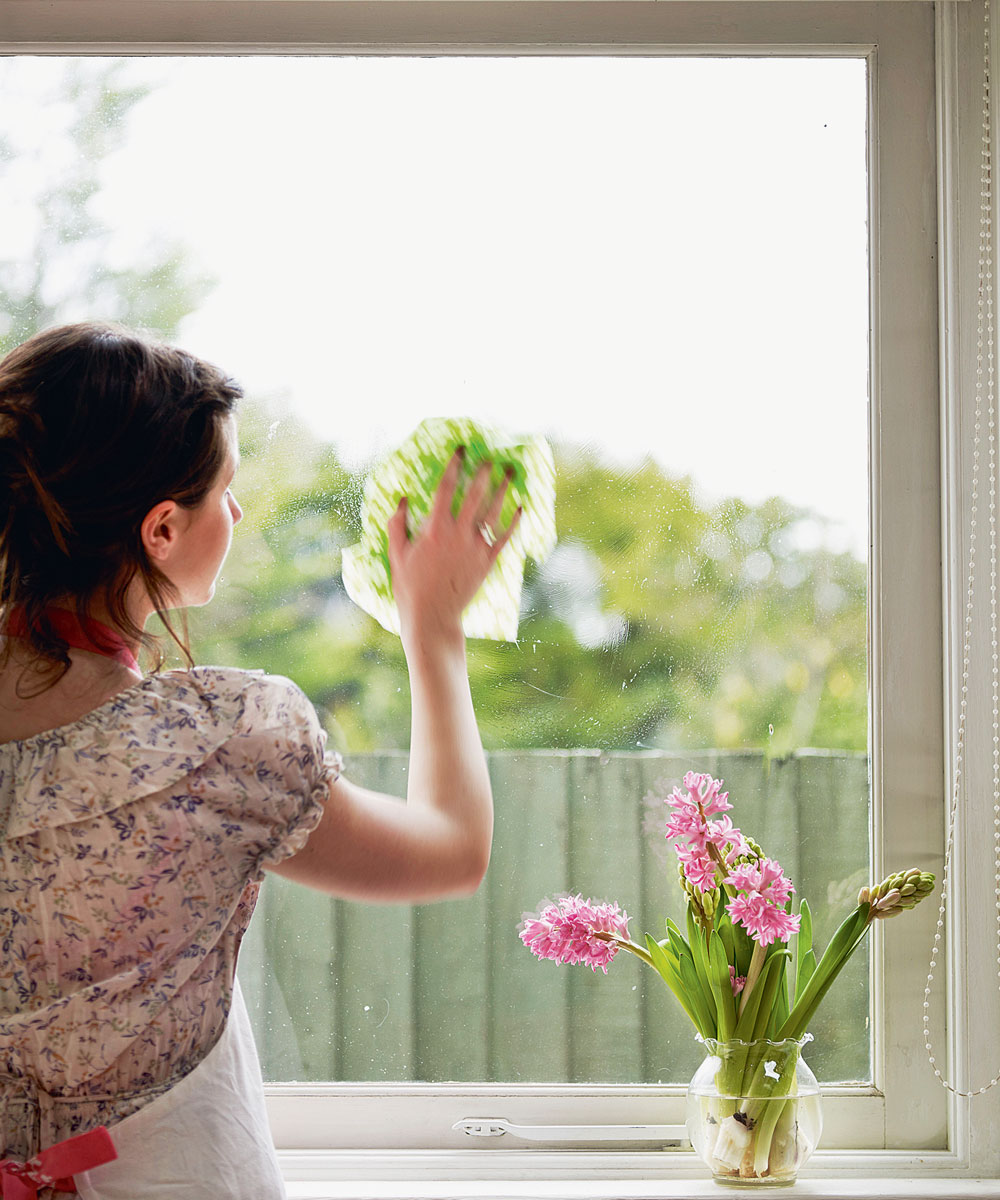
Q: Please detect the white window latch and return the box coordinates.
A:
[452,1118,688,1143]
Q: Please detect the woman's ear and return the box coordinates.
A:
[140,500,182,565]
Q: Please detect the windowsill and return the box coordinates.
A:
[279,1152,1000,1200]
[283,1181,1000,1200]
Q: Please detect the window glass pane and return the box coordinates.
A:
[0,54,870,1085]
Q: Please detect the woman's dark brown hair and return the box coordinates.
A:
[0,321,242,686]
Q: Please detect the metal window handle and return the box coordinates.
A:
[452,1118,688,1143]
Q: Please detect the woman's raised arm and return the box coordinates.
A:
[266,449,520,903]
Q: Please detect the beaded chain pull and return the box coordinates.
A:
[923,0,1000,1097]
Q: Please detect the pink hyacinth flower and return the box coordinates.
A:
[726,857,796,907]
[519,894,631,974]
[758,857,796,906]
[729,965,747,995]
[665,801,706,844]
[664,773,744,892]
[681,771,732,816]
[706,814,747,860]
[725,854,800,946]
[728,893,802,947]
[675,842,720,892]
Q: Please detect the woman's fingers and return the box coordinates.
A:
[479,467,513,530]
[431,447,465,521]
[459,459,494,527]
[488,503,522,560]
[420,450,520,562]
[387,495,409,565]
[391,454,524,635]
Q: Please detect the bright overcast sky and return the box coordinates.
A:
[7,54,870,555]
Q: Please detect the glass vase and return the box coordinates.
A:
[686,1034,822,1185]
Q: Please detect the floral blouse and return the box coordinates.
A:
[0,667,342,1168]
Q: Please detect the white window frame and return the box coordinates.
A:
[3,0,999,1191]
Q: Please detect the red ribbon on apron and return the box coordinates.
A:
[0,1126,117,1199]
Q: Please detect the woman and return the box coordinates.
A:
[0,322,518,1198]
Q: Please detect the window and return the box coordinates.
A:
[3,0,995,1186]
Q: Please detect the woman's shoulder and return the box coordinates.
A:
[0,664,319,754]
[151,668,327,766]
[162,665,315,727]
[0,665,324,840]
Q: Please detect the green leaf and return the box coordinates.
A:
[772,953,791,1036]
[794,897,816,1005]
[752,950,792,1042]
[708,930,737,1041]
[645,933,709,1036]
[795,948,817,1005]
[686,906,717,1021]
[718,915,736,965]
[734,953,776,1041]
[664,921,693,968]
[778,905,871,1040]
[645,933,683,985]
[733,950,790,1042]
[798,898,814,961]
[678,949,718,1039]
[732,918,755,978]
[645,933,677,982]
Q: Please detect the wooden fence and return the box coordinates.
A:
[237,749,871,1086]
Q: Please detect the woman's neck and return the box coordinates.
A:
[44,582,155,652]
[0,585,156,743]
[0,641,145,744]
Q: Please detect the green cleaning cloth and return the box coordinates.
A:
[342,417,556,641]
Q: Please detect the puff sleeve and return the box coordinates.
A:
[190,672,343,885]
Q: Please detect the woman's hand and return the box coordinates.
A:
[387,448,521,645]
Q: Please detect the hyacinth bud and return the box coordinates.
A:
[725,834,764,875]
[863,868,935,919]
[742,835,765,862]
[677,862,719,928]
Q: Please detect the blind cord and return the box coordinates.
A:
[923,0,1000,1097]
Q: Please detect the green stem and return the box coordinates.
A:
[737,941,768,1020]
[714,1040,801,1179]
[706,839,737,900]
[593,931,656,969]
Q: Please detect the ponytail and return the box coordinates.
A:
[0,321,241,685]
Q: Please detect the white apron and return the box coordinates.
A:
[74,982,285,1200]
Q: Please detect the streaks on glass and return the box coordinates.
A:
[362,999,391,1030]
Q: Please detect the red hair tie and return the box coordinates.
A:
[4,606,140,675]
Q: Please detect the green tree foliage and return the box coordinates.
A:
[0,59,210,352]
[188,425,867,756]
[469,451,867,754]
